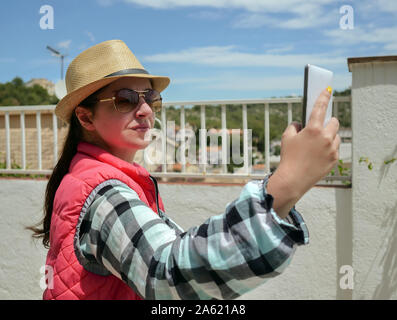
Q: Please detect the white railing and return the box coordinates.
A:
[0,97,351,183]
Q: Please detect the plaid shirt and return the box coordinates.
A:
[75,173,309,300]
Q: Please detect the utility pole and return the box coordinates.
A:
[46,45,67,80]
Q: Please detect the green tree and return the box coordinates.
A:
[0,77,59,106]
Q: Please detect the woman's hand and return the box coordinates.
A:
[275,87,341,198]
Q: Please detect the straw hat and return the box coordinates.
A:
[55,39,170,123]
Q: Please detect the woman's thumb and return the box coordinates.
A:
[282,121,302,139]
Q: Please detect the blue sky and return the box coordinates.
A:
[0,0,396,101]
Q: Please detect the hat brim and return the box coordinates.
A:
[55,73,170,124]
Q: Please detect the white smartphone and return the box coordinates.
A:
[302,64,333,128]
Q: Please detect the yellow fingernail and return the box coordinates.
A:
[327,86,332,94]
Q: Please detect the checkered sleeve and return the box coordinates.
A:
[77,174,309,300]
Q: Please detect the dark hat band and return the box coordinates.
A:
[105,68,149,77]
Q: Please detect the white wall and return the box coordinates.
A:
[0,179,48,300]
[0,178,351,300]
[350,60,397,300]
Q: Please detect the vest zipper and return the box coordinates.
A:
[149,175,162,217]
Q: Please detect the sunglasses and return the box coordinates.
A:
[98,88,162,113]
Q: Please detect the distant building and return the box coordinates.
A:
[25,78,55,96]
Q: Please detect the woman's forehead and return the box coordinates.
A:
[107,77,152,91]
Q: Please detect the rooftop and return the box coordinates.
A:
[347,55,397,72]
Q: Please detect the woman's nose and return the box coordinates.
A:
[135,97,153,118]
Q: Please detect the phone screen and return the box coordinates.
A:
[302,64,333,128]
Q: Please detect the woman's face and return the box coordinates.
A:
[77,77,157,162]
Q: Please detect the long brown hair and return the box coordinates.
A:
[26,85,108,248]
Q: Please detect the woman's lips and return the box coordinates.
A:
[133,127,149,132]
[131,125,150,132]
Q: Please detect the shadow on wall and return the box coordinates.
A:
[373,144,397,299]
[372,198,397,299]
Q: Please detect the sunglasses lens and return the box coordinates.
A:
[114,89,139,112]
[145,90,162,112]
[114,89,162,113]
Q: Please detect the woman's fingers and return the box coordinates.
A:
[331,134,341,162]
[325,116,340,139]
[307,88,331,129]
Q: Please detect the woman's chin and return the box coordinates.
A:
[125,139,151,150]
[122,131,153,148]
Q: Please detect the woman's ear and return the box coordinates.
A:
[75,106,96,131]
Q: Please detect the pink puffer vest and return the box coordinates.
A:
[43,141,165,300]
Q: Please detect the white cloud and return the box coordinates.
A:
[143,45,346,68]
[122,0,336,29]
[187,10,223,20]
[264,45,294,54]
[379,0,397,14]
[360,0,397,15]
[384,42,397,51]
[101,0,397,31]
[100,0,397,31]
[232,13,273,29]
[203,74,303,91]
[232,12,334,29]
[57,40,72,50]
[85,31,95,42]
[324,25,397,53]
[123,0,333,13]
[232,2,336,29]
[171,71,351,92]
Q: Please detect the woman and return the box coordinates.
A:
[28,39,340,300]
